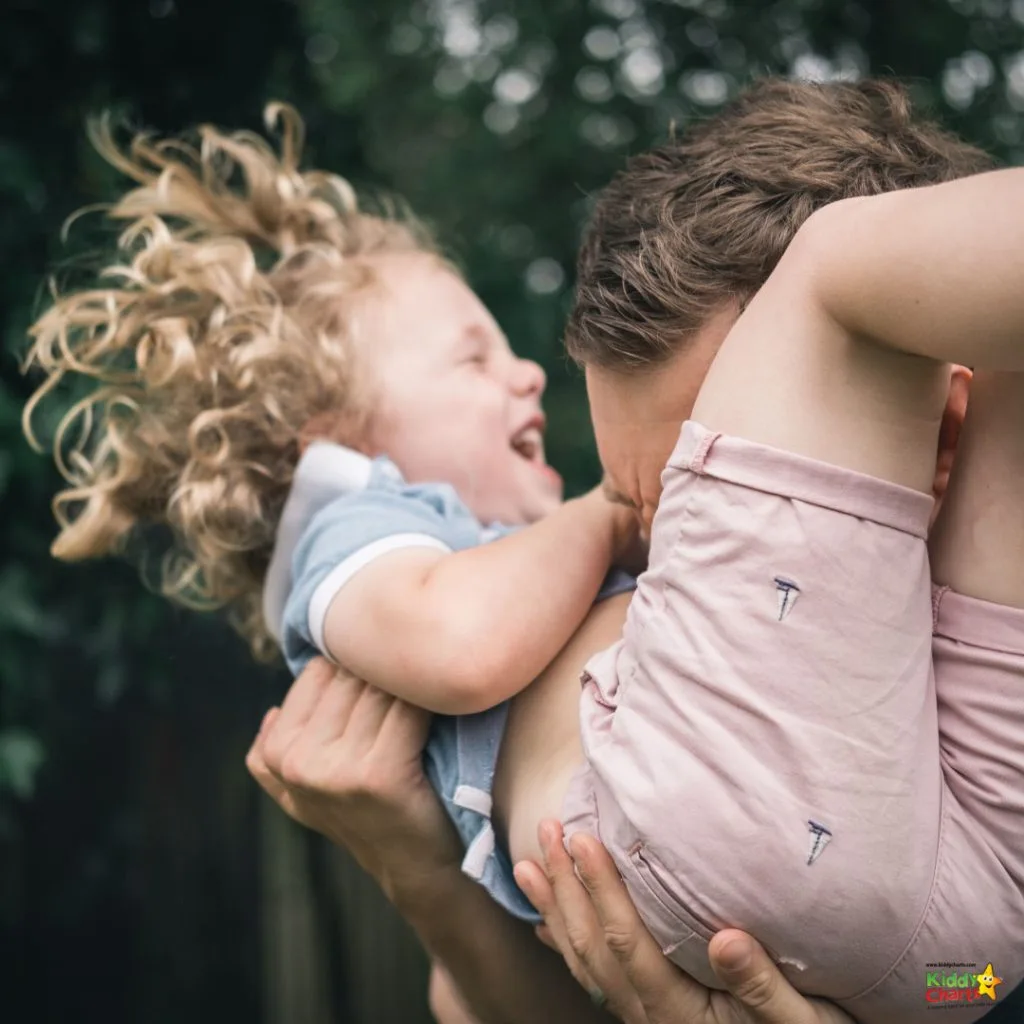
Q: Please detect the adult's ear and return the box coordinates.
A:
[933,365,972,509]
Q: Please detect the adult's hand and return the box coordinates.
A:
[246,656,462,903]
[247,661,620,1024]
[516,821,856,1024]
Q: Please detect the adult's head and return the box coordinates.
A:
[568,78,991,534]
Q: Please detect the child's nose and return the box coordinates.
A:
[514,358,546,397]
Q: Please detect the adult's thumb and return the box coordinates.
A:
[709,931,817,1024]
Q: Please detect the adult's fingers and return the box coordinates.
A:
[709,932,847,1024]
[538,822,648,1023]
[514,860,596,992]
[568,832,712,1024]
[372,695,432,762]
[245,706,278,784]
[515,859,623,1013]
[572,837,849,1024]
[535,923,559,953]
[270,657,337,735]
[513,860,568,955]
[245,706,280,780]
[278,673,396,792]
[291,665,366,751]
[540,821,606,964]
[344,679,395,755]
[262,657,347,772]
[245,706,301,818]
[253,705,280,749]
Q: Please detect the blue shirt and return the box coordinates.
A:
[263,441,635,920]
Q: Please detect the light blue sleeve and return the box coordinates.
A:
[280,482,483,675]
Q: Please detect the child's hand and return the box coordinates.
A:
[613,513,648,575]
[590,481,647,574]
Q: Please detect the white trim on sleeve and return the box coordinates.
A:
[308,533,452,653]
[262,442,374,643]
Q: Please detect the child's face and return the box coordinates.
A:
[585,306,738,539]
[360,253,563,525]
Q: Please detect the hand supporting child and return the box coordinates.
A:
[246,656,460,903]
[516,821,856,1024]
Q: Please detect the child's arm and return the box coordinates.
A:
[319,488,634,715]
[800,167,1024,370]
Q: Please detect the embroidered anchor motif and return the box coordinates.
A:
[773,576,801,621]
[806,820,832,865]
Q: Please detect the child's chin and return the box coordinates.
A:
[530,488,564,521]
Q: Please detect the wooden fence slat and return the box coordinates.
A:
[259,799,434,1024]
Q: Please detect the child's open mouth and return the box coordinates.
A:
[510,418,562,489]
[511,424,545,464]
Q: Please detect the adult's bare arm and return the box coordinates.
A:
[246,658,612,1024]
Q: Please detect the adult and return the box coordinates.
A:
[248,78,1006,1023]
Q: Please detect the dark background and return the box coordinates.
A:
[2,0,1023,1021]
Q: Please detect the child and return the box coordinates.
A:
[22,103,637,921]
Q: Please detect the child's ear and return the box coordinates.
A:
[933,364,972,507]
[298,411,339,455]
[298,409,372,456]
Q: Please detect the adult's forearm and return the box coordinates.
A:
[396,867,612,1024]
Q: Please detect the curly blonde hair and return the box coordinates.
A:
[23,103,437,659]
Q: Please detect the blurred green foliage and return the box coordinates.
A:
[1,0,1023,1020]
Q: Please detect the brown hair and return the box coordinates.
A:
[22,104,436,659]
[567,78,994,370]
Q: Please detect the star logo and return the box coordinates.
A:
[976,964,1003,1000]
